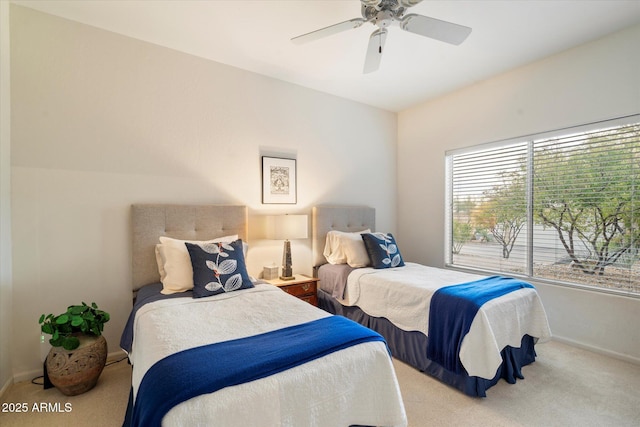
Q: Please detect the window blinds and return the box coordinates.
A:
[446,115,640,295]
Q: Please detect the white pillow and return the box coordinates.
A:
[323,229,371,268]
[157,235,239,294]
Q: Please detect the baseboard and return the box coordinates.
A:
[107,348,128,363]
[11,349,129,384]
[12,368,41,384]
[0,376,13,399]
[551,336,640,365]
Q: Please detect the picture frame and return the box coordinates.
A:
[262,156,297,204]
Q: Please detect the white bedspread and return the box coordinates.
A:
[341,263,552,379]
[131,284,407,427]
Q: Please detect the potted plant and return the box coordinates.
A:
[39,302,110,396]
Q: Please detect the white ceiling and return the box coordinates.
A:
[13,0,640,112]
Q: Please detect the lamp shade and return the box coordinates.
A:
[265,214,308,240]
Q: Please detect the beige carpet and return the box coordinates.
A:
[394,340,640,427]
[1,341,639,426]
[0,357,132,427]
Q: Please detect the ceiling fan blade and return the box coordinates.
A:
[363,28,388,74]
[291,18,367,44]
[400,13,471,45]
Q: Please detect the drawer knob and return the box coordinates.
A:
[302,284,311,292]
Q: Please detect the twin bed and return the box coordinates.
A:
[312,205,551,397]
[122,203,551,426]
[121,204,407,427]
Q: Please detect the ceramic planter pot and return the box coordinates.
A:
[45,334,107,396]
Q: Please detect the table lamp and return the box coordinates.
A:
[265,214,308,280]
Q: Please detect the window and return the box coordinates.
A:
[446,115,640,296]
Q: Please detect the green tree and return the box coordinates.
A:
[473,170,527,259]
[452,220,474,254]
[451,197,476,254]
[534,125,640,275]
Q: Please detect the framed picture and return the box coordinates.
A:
[262,156,297,204]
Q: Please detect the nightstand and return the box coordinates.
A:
[266,275,319,306]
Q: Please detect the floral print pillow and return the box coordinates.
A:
[185,239,254,298]
[361,233,405,269]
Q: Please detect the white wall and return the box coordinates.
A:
[9,5,397,380]
[398,24,640,362]
[1,0,14,394]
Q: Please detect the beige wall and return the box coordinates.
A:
[9,5,397,380]
[398,24,640,362]
[1,0,14,394]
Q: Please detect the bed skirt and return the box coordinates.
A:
[318,289,536,397]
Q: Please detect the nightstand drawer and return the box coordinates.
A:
[266,275,319,306]
[280,281,316,297]
[298,294,318,306]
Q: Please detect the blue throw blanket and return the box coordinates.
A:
[132,315,387,427]
[426,276,534,375]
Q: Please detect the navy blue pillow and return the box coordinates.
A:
[185,239,254,298]
[361,233,405,269]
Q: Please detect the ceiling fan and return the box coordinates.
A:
[291,0,472,74]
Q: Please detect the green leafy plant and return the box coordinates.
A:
[39,302,110,350]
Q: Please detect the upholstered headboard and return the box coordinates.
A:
[312,205,375,269]
[131,204,248,291]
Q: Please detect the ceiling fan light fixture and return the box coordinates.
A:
[374,10,394,28]
[398,0,424,8]
[362,0,424,10]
